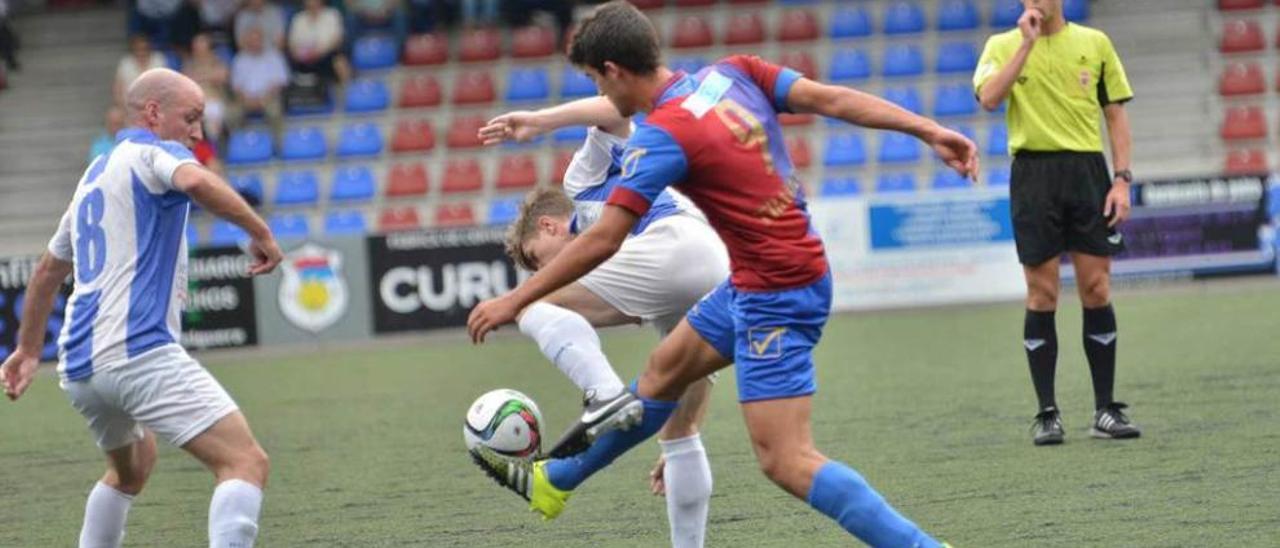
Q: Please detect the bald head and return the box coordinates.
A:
[125,68,207,148]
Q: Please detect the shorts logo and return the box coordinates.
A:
[1107,233,1123,245]
[747,327,787,359]
[279,243,348,333]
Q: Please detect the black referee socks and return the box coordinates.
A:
[1083,304,1118,411]
[1023,310,1059,411]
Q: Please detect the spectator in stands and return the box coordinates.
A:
[407,0,451,33]
[228,26,287,138]
[461,0,499,27]
[503,0,573,40]
[87,106,126,163]
[183,33,230,144]
[345,0,408,50]
[114,35,168,105]
[197,0,242,35]
[129,0,186,45]
[0,0,19,73]
[235,0,286,50]
[288,0,351,84]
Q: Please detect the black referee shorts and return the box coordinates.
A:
[1009,151,1125,266]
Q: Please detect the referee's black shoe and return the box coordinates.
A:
[1090,402,1142,440]
[1032,406,1064,446]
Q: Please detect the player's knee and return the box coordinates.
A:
[1078,276,1110,308]
[225,446,270,487]
[638,359,684,401]
[1025,281,1059,310]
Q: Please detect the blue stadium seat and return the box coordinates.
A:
[937,0,979,31]
[987,165,1011,186]
[553,126,589,144]
[506,67,550,102]
[876,173,917,193]
[344,78,390,113]
[830,5,872,39]
[669,56,708,75]
[186,223,199,247]
[823,132,866,167]
[932,170,972,190]
[274,170,320,206]
[936,42,979,74]
[829,49,872,82]
[820,177,862,197]
[330,165,376,202]
[336,122,383,158]
[324,210,369,236]
[882,86,922,114]
[228,172,264,205]
[286,89,334,117]
[226,129,273,165]
[933,84,979,117]
[209,220,248,246]
[987,122,1009,157]
[991,0,1022,27]
[268,213,311,241]
[352,35,397,70]
[162,49,182,70]
[883,1,926,35]
[280,126,327,161]
[881,44,924,77]
[488,197,522,225]
[560,67,597,98]
[878,132,921,164]
[1065,0,1089,22]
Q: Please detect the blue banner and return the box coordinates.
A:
[868,196,1014,250]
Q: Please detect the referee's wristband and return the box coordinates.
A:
[1113,169,1133,183]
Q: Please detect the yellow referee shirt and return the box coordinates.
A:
[973,23,1133,155]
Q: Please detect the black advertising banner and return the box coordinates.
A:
[368,227,530,334]
[0,256,70,362]
[182,246,259,350]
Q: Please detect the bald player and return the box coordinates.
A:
[1,68,283,547]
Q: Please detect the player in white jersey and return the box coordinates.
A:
[1,69,283,548]
[479,103,729,548]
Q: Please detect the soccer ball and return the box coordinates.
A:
[463,389,544,458]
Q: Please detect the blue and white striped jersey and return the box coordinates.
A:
[48,127,199,381]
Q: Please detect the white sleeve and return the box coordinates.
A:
[147,142,201,192]
[47,205,74,261]
[561,127,626,198]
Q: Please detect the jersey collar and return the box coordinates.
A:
[651,70,696,109]
[116,127,159,144]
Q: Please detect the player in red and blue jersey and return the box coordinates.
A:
[466,2,977,544]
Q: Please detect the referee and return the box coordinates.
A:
[974,0,1141,445]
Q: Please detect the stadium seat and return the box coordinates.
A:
[883,1,926,35]
[553,126,589,144]
[986,165,1011,186]
[823,132,867,167]
[777,10,819,42]
[883,86,922,114]
[324,210,369,236]
[399,74,442,108]
[877,132,920,164]
[932,170,971,190]
[352,36,397,70]
[1219,62,1266,96]
[378,207,422,232]
[506,67,550,102]
[459,28,501,62]
[497,155,539,190]
[511,25,556,58]
[447,116,486,149]
[787,136,812,169]
[560,67,597,98]
[1220,20,1264,53]
[778,51,817,79]
[274,170,320,206]
[724,12,766,45]
[671,15,713,49]
[335,122,383,158]
[228,172,264,205]
[1220,106,1267,140]
[830,5,873,39]
[403,33,448,66]
[933,84,979,117]
[442,158,484,194]
[1225,148,1269,173]
[209,220,248,246]
[990,0,1022,27]
[226,129,273,165]
[829,49,872,82]
[876,173,917,193]
[729,0,769,4]
[268,213,311,241]
[1064,0,1089,21]
[386,162,429,197]
[452,70,495,105]
[881,44,924,77]
[551,148,575,183]
[436,203,477,227]
[280,126,327,161]
[391,119,435,153]
[669,56,708,75]
[330,165,376,202]
[987,122,1009,156]
[1219,0,1265,8]
[488,196,522,225]
[936,42,979,74]
[820,177,862,197]
[936,0,979,31]
[344,78,389,113]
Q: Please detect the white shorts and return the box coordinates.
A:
[579,213,730,335]
[60,345,238,451]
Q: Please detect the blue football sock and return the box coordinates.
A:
[545,393,677,491]
[806,461,941,547]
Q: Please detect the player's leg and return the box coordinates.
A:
[1023,258,1065,445]
[653,377,713,548]
[518,282,638,403]
[182,412,271,548]
[1071,252,1139,439]
[80,432,157,548]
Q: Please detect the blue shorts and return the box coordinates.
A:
[686,272,833,403]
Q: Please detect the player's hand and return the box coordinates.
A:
[246,236,283,276]
[478,111,549,146]
[926,126,980,180]
[1104,180,1132,227]
[1,349,39,401]
[649,453,667,496]
[467,295,520,344]
[1018,8,1043,43]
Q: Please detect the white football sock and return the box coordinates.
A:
[661,434,713,548]
[518,302,625,401]
[209,479,263,548]
[79,481,133,548]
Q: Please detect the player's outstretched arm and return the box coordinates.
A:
[479,96,628,145]
[1,252,71,401]
[172,164,283,275]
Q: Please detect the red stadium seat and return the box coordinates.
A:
[403,33,448,66]
[1220,20,1264,53]
[1219,62,1265,96]
[778,51,817,79]
[442,158,485,194]
[1218,0,1264,9]
[435,203,478,227]
[447,116,487,149]
[378,207,422,232]
[777,10,819,42]
[1220,106,1267,140]
[391,119,435,153]
[386,162,429,197]
[1225,148,1269,173]
[452,70,495,105]
[497,154,539,190]
[551,148,575,184]
[671,15,714,49]
[780,113,814,127]
[512,26,557,58]
[787,136,812,169]
[724,13,766,45]
[399,74,442,108]
[459,28,501,62]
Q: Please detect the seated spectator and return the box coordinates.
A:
[235,0,285,50]
[129,0,186,46]
[345,0,407,49]
[461,0,499,28]
[503,0,572,40]
[288,0,350,84]
[0,0,18,73]
[114,35,168,105]
[197,0,242,35]
[228,26,287,137]
[407,0,451,33]
[184,33,230,144]
[87,106,126,163]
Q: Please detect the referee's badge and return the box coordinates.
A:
[1078,70,1091,89]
